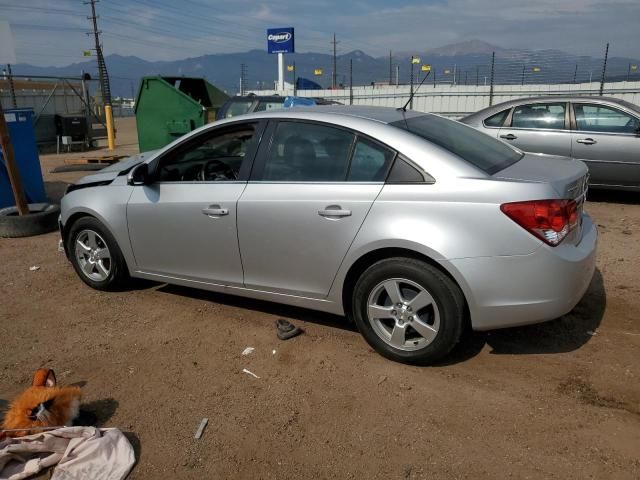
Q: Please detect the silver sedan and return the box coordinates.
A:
[60,106,597,364]
[460,96,640,191]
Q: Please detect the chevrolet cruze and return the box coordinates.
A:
[60,106,597,364]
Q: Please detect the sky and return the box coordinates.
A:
[1,0,639,66]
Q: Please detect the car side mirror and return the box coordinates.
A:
[128,163,150,186]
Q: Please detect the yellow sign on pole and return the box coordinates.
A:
[631,64,638,71]
[83,50,92,57]
[411,57,421,64]
[421,64,431,72]
[532,66,541,72]
[314,68,323,76]
[287,65,294,72]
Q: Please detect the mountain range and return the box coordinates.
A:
[10,40,640,98]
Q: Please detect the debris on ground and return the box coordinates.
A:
[276,318,304,340]
[241,347,255,356]
[193,418,208,440]
[586,330,597,336]
[272,350,276,355]
[378,375,387,385]
[29,266,40,271]
[242,368,260,379]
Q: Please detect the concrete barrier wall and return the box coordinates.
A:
[248,81,640,119]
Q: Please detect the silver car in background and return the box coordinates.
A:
[460,96,640,191]
[60,106,597,364]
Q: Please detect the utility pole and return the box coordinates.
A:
[6,64,17,108]
[409,56,415,109]
[521,64,525,86]
[395,65,399,86]
[331,33,339,89]
[573,64,578,84]
[489,51,495,106]
[85,0,114,149]
[599,42,609,96]
[389,50,392,85]
[349,59,353,105]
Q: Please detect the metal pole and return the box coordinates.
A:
[573,64,578,84]
[81,71,93,147]
[433,69,436,88]
[6,64,17,109]
[277,54,284,92]
[293,61,297,96]
[476,66,479,87]
[389,50,392,85]
[599,42,609,96]
[349,59,353,105]
[627,63,631,82]
[331,33,338,89]
[521,64,525,86]
[395,65,399,86]
[0,101,29,215]
[409,57,414,109]
[489,52,495,106]
[453,64,456,86]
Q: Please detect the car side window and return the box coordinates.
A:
[261,122,355,182]
[483,109,510,128]
[254,100,284,112]
[347,137,395,182]
[156,123,258,182]
[574,104,640,134]
[511,103,566,130]
[224,100,253,118]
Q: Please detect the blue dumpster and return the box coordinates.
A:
[0,108,47,208]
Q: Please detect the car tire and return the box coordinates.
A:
[66,216,129,291]
[0,203,60,238]
[352,257,465,365]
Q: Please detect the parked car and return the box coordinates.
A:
[60,106,596,365]
[460,96,640,191]
[216,95,340,120]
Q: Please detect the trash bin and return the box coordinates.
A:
[135,76,229,151]
[0,108,47,209]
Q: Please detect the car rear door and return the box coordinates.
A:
[237,120,395,298]
[126,121,264,285]
[570,102,640,188]
[498,102,572,157]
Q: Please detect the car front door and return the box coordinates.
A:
[498,102,572,157]
[126,121,265,285]
[237,120,395,298]
[570,102,640,188]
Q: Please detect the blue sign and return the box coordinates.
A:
[267,27,294,54]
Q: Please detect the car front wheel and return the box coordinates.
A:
[66,216,129,291]
[352,257,465,365]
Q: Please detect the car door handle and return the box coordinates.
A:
[576,138,597,145]
[318,207,352,218]
[202,206,229,217]
[500,134,517,140]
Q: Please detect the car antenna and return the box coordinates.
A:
[398,71,432,112]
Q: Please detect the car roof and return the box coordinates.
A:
[461,95,640,121]
[224,105,427,124]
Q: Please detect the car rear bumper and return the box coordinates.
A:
[446,213,597,330]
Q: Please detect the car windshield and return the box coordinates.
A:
[391,114,523,175]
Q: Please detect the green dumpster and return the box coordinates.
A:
[135,76,229,151]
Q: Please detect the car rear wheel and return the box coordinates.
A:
[66,216,129,291]
[352,257,465,365]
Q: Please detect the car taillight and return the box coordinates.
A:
[500,199,579,246]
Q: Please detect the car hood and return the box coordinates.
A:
[74,150,157,185]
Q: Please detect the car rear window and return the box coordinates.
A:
[390,114,523,175]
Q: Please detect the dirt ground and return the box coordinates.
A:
[1,117,639,479]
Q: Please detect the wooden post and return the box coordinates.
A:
[0,102,29,215]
